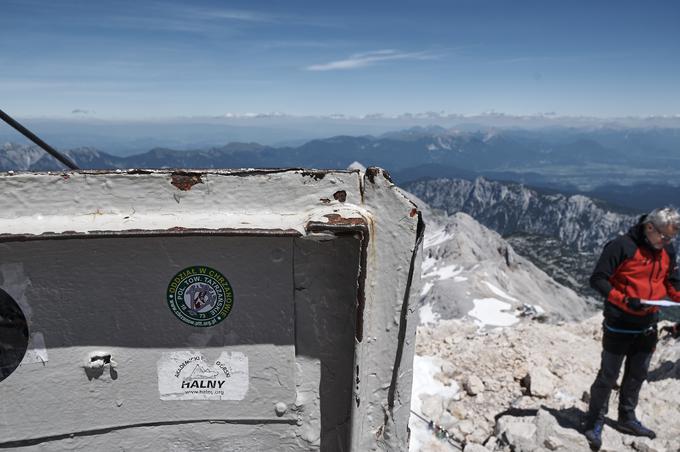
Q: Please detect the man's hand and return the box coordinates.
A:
[625,297,644,311]
[661,323,680,339]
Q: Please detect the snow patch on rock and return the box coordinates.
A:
[468,298,519,327]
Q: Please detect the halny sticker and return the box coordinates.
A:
[157,351,249,401]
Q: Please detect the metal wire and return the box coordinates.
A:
[410,409,465,451]
[0,108,79,170]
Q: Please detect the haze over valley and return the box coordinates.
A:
[4,123,680,212]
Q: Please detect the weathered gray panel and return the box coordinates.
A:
[0,236,297,442]
[294,235,361,451]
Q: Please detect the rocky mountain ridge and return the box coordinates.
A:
[418,211,596,324]
[406,177,637,252]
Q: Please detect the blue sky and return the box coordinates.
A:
[1,0,679,119]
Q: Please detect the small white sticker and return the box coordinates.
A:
[20,332,48,365]
[157,351,248,401]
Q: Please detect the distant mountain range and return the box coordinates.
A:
[3,125,680,211]
[3,115,679,156]
[4,125,680,173]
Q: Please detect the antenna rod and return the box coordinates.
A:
[0,108,79,170]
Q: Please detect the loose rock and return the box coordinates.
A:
[464,374,485,396]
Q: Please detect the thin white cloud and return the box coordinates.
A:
[102,4,281,35]
[306,49,437,71]
[188,7,277,23]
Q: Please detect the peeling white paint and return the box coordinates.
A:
[0,171,369,236]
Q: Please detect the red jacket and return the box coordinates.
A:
[590,218,680,329]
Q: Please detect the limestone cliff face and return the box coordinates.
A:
[418,210,595,324]
[406,177,636,252]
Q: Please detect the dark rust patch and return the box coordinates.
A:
[333,190,347,202]
[171,172,203,191]
[301,170,326,181]
[410,208,418,217]
[382,169,393,183]
[365,167,379,184]
[323,214,366,226]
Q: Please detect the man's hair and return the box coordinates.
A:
[644,207,680,229]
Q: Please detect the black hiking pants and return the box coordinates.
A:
[586,325,657,425]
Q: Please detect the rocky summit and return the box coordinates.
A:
[409,201,680,452]
[411,315,680,452]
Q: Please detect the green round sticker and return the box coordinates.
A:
[166,266,234,327]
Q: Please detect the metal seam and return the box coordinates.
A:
[387,211,425,410]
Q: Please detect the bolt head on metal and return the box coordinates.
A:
[274,402,287,417]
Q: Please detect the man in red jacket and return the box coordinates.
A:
[584,207,680,450]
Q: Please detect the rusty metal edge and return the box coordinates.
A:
[0,228,302,243]
[387,211,425,410]
[0,168,363,177]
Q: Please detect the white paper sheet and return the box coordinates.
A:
[641,299,680,307]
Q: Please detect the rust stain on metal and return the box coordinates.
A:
[333,190,347,203]
[171,172,203,191]
[0,228,302,243]
[323,214,366,226]
[382,169,393,183]
[365,167,379,184]
[301,170,326,181]
[356,227,369,343]
[410,208,418,217]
